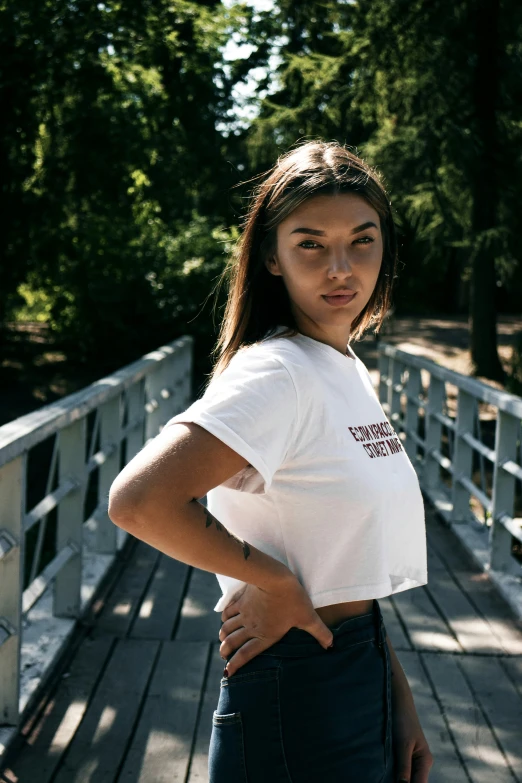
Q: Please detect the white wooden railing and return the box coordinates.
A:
[378,342,522,617]
[0,336,193,750]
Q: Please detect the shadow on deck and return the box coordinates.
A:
[2,501,522,783]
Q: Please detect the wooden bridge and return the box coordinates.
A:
[1,330,522,782]
[1,503,522,783]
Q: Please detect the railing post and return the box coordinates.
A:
[388,357,403,432]
[179,340,193,411]
[125,380,145,462]
[378,349,389,406]
[95,395,121,553]
[424,376,445,490]
[490,411,520,575]
[54,418,87,617]
[451,389,475,524]
[0,454,26,726]
[405,368,422,462]
[144,365,165,442]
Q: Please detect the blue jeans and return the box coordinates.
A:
[209,598,396,782]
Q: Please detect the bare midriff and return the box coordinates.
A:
[315,599,375,629]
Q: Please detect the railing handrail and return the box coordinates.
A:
[380,342,522,418]
[0,336,193,470]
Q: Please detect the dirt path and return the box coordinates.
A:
[354,314,520,395]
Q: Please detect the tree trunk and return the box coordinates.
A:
[469,0,505,383]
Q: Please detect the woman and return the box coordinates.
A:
[108,140,434,783]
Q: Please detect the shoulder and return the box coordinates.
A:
[232,334,314,382]
[207,339,302,403]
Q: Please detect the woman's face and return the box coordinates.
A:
[266,192,383,343]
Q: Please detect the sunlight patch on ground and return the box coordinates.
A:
[181,597,208,618]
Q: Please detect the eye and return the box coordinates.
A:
[298,240,322,249]
[354,236,375,245]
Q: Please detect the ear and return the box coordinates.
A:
[264,253,283,277]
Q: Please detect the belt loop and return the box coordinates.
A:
[372,599,382,649]
[374,599,385,649]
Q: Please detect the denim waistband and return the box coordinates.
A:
[258,599,387,659]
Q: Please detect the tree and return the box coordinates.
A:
[350,0,522,381]
[0,0,245,369]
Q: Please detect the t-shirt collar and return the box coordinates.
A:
[271,324,358,371]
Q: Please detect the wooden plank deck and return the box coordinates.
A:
[2,502,522,783]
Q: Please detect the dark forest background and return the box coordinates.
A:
[2,0,522,401]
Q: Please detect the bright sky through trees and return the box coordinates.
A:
[220,0,280,131]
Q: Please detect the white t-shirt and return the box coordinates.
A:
[164,326,428,612]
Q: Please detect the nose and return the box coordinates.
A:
[327,245,353,276]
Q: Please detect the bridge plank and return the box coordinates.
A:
[391,583,461,652]
[129,554,189,640]
[458,655,522,781]
[117,641,209,783]
[93,541,160,638]
[4,637,114,783]
[501,657,522,701]
[426,512,522,655]
[175,568,223,642]
[395,650,469,783]
[423,652,515,782]
[425,543,507,654]
[52,639,159,783]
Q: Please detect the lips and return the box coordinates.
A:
[322,292,357,306]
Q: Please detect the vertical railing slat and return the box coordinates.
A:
[451,390,475,524]
[388,358,403,431]
[424,376,445,490]
[490,411,519,574]
[144,366,164,443]
[0,454,26,725]
[405,367,422,463]
[378,350,389,406]
[54,418,87,617]
[95,395,121,553]
[125,380,145,463]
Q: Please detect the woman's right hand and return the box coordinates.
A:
[218,571,334,677]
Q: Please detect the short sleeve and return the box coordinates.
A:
[162,346,299,492]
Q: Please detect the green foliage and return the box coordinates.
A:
[11,280,54,323]
[1,0,521,384]
[1,0,246,369]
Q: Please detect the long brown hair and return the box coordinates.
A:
[208,139,398,384]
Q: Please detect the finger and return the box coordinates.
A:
[218,615,244,642]
[410,753,433,783]
[220,586,247,622]
[220,626,252,660]
[221,602,240,622]
[396,745,412,783]
[299,615,334,649]
[224,637,264,677]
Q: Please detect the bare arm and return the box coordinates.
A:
[108,421,293,592]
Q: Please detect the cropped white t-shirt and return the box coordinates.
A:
[164,326,428,612]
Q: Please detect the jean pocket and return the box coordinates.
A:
[209,711,248,783]
[221,654,282,686]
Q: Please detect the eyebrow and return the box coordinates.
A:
[290,221,378,236]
